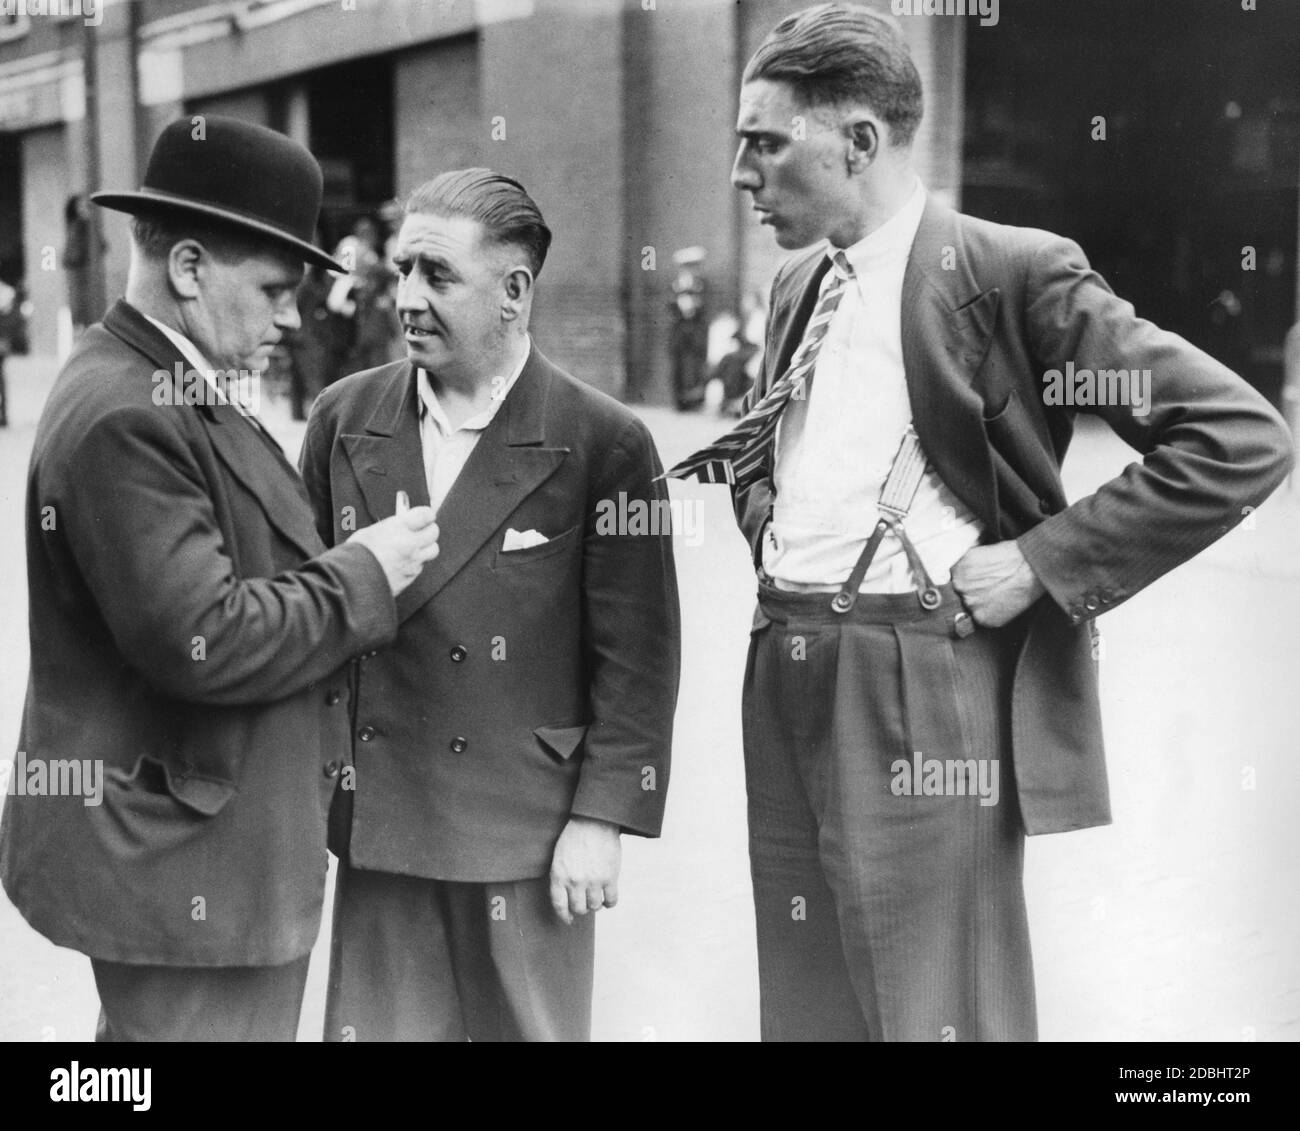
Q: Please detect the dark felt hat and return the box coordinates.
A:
[92,116,343,272]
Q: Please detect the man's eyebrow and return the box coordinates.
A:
[394,251,457,275]
[735,126,784,140]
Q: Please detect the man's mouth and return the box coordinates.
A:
[403,323,436,339]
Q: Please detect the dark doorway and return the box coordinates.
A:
[0,132,23,287]
[298,56,396,252]
[963,0,1300,404]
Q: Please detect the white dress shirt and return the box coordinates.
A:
[763,178,983,593]
[418,337,531,514]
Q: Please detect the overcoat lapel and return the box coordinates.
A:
[103,301,322,559]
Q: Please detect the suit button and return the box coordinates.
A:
[449,645,468,663]
[325,690,341,706]
[450,736,468,754]
[1084,595,1100,611]
[358,726,376,742]
[323,761,340,779]
[1039,497,1054,514]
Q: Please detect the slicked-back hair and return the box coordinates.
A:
[404,168,552,278]
[744,3,923,148]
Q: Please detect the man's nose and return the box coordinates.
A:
[731,146,759,191]
[396,274,428,316]
[275,295,301,334]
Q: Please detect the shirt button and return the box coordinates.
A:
[325,690,341,706]
[450,736,468,754]
[449,645,468,663]
[323,761,340,779]
[358,726,376,742]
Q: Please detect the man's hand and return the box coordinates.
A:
[549,816,621,926]
[951,539,1046,627]
[347,504,440,596]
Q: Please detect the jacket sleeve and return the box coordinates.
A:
[569,416,681,838]
[57,403,398,706]
[1015,234,1294,623]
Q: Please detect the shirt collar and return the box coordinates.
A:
[142,313,262,418]
[831,176,927,279]
[418,335,532,437]
[142,313,214,375]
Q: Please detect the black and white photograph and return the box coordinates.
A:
[0,0,1295,1086]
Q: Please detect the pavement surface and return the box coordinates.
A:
[0,354,1297,1042]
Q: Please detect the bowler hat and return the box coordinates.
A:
[92,116,343,272]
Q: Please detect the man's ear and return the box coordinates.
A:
[846,115,881,172]
[502,265,534,321]
[167,239,206,300]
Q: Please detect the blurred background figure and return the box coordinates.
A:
[328,215,404,378]
[669,245,709,411]
[286,248,348,421]
[62,194,104,338]
[0,272,30,428]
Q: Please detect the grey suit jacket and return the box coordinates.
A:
[735,198,1293,834]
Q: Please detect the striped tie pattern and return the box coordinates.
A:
[662,251,853,488]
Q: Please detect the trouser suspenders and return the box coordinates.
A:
[831,429,970,634]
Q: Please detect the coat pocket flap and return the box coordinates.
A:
[533,723,589,761]
[109,755,236,817]
[165,771,237,816]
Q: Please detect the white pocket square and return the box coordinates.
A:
[502,527,549,552]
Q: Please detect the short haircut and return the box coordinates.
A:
[129,212,280,265]
[744,3,923,148]
[404,168,552,278]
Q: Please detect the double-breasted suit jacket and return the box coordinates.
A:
[0,301,398,966]
[299,346,680,880]
[734,198,1293,835]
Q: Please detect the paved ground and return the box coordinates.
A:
[0,354,1297,1042]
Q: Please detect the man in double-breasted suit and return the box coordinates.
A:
[0,117,441,1041]
[667,4,1293,1041]
[301,169,680,1042]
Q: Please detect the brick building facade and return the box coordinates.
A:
[1,0,1296,404]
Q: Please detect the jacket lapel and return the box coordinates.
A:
[767,252,831,395]
[345,349,569,621]
[342,361,432,525]
[103,301,323,559]
[900,198,1002,535]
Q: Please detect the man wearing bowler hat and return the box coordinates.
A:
[0,116,441,1041]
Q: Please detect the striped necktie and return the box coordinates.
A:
[662,251,853,488]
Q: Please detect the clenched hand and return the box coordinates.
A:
[348,504,440,596]
[951,539,1046,627]
[549,816,621,925]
